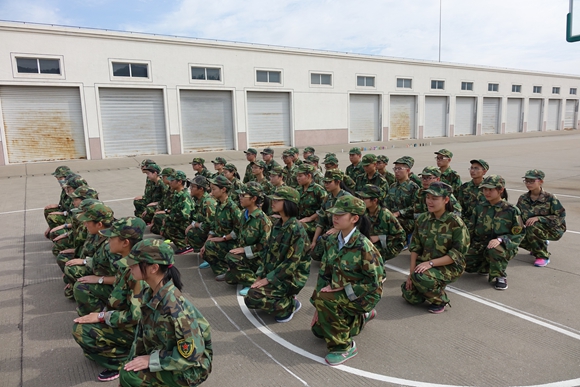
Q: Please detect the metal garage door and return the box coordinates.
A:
[349,94,380,142]
[564,100,578,130]
[247,92,291,148]
[455,97,476,136]
[482,97,500,134]
[424,96,447,137]
[506,98,523,133]
[99,88,167,158]
[528,99,542,131]
[389,95,415,140]
[0,86,86,163]
[180,90,234,152]
[547,100,560,131]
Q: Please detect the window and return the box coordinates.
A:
[533,86,542,94]
[396,78,412,88]
[461,82,473,91]
[431,80,445,90]
[112,62,148,78]
[552,87,560,94]
[488,83,499,92]
[571,88,577,95]
[257,70,281,83]
[191,66,221,81]
[512,85,521,93]
[311,73,332,85]
[357,76,375,87]
[16,57,60,74]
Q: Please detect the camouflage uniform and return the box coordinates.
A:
[435,149,462,193]
[243,148,258,183]
[401,183,470,306]
[186,177,217,250]
[465,175,524,281]
[323,154,356,191]
[385,180,419,235]
[120,240,212,387]
[311,196,384,353]
[138,165,167,224]
[355,155,388,203]
[297,164,328,240]
[282,150,299,188]
[47,174,88,229]
[377,155,396,187]
[245,187,310,319]
[45,166,72,222]
[151,169,175,236]
[456,181,487,221]
[412,171,461,217]
[161,171,194,249]
[261,147,281,179]
[133,159,157,217]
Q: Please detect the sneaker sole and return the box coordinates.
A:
[275,300,301,323]
[494,285,508,290]
[428,307,446,314]
[325,349,358,366]
[97,374,119,382]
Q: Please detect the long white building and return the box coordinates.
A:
[0,21,578,165]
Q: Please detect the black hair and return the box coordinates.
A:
[119,236,141,249]
[234,172,241,180]
[338,181,355,195]
[282,201,300,218]
[261,196,271,214]
[355,214,372,239]
[501,188,508,200]
[444,200,454,212]
[138,262,184,291]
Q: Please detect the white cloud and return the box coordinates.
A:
[0,0,71,25]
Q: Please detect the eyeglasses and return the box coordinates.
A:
[468,167,483,171]
[421,176,436,180]
[393,167,408,171]
[238,194,253,198]
[435,156,449,161]
[523,179,538,184]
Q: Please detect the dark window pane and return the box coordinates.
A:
[131,64,148,78]
[321,74,331,85]
[113,63,130,77]
[358,77,366,86]
[39,59,60,74]
[191,67,206,79]
[312,74,320,84]
[257,71,268,82]
[16,58,38,73]
[269,71,281,83]
[206,68,221,80]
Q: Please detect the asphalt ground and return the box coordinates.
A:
[1,130,579,387]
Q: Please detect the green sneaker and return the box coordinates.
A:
[325,341,358,366]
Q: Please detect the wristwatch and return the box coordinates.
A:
[97,311,105,323]
[98,276,104,284]
[429,261,434,267]
[497,237,503,243]
[222,235,227,240]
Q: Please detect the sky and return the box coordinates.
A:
[1,0,579,75]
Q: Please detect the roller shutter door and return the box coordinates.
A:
[180,90,234,152]
[99,88,167,158]
[0,86,86,163]
[350,94,380,142]
[482,97,500,134]
[247,92,291,148]
[389,95,415,140]
[424,96,447,137]
[506,98,523,133]
[455,97,476,136]
[528,99,542,132]
[564,100,578,130]
[546,100,560,131]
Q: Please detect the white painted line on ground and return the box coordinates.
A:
[0,197,133,216]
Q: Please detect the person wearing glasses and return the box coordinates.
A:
[402,182,469,313]
[413,167,461,218]
[281,149,299,188]
[456,159,489,220]
[464,175,524,290]
[516,170,566,267]
[435,149,462,192]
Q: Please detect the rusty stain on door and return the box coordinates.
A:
[390,111,411,140]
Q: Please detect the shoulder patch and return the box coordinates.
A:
[511,226,523,235]
[177,338,194,358]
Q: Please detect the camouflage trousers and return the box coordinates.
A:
[44,207,61,223]
[373,241,401,262]
[465,241,517,280]
[162,221,188,249]
[224,253,261,286]
[150,213,166,235]
[63,264,92,299]
[56,251,75,273]
[301,221,317,242]
[119,364,209,387]
[186,227,209,250]
[310,289,374,352]
[46,212,68,230]
[397,217,415,235]
[72,322,135,370]
[310,235,328,262]
[400,268,460,306]
[51,232,73,257]
[141,205,157,224]
[133,198,147,218]
[519,222,563,259]
[73,281,113,316]
[203,240,236,275]
[244,282,300,319]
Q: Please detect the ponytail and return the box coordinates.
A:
[138,262,184,291]
[355,215,372,239]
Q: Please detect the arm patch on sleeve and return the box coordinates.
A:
[177,339,194,358]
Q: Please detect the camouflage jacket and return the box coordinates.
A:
[312,169,324,186]
[409,172,422,187]
[58,189,73,211]
[156,190,175,213]
[190,193,217,234]
[413,189,462,218]
[71,210,89,256]
[411,211,470,276]
[283,165,299,188]
[143,179,167,205]
[104,264,148,330]
[209,197,242,239]
[327,168,355,191]
[229,178,244,208]
[455,180,486,220]
[142,178,155,201]
[516,190,566,234]
[355,172,389,202]
[366,205,406,260]
[378,169,396,187]
[345,163,364,182]
[255,177,274,196]
[467,200,524,251]
[130,280,212,378]
[86,237,120,277]
[315,228,384,308]
[440,168,462,193]
[316,190,352,231]
[165,189,194,228]
[238,207,272,260]
[77,233,100,260]
[298,183,328,218]
[243,163,256,183]
[385,179,420,219]
[196,168,214,180]
[256,217,310,290]
[264,160,281,179]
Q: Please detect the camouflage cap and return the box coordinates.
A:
[282,149,294,157]
[244,148,258,155]
[305,155,319,164]
[252,160,266,169]
[190,175,210,189]
[269,186,300,204]
[356,184,382,199]
[69,186,99,200]
[324,154,339,165]
[140,159,156,167]
[211,156,227,165]
[289,147,300,155]
[161,167,176,177]
[480,174,505,189]
[51,165,71,177]
[523,169,545,180]
[223,163,238,171]
[78,199,102,212]
[296,163,315,174]
[470,159,489,171]
[419,166,442,177]
[327,195,366,215]
[261,148,274,155]
[323,169,343,182]
[303,146,315,153]
[189,157,205,165]
[435,149,453,158]
[424,181,453,197]
[77,202,114,222]
[63,174,88,190]
[166,170,187,182]
[126,239,174,266]
[377,155,389,163]
[100,217,146,240]
[349,147,362,155]
[394,156,414,168]
[209,175,232,188]
[237,181,264,197]
[143,163,161,174]
[360,154,378,166]
[269,165,284,176]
